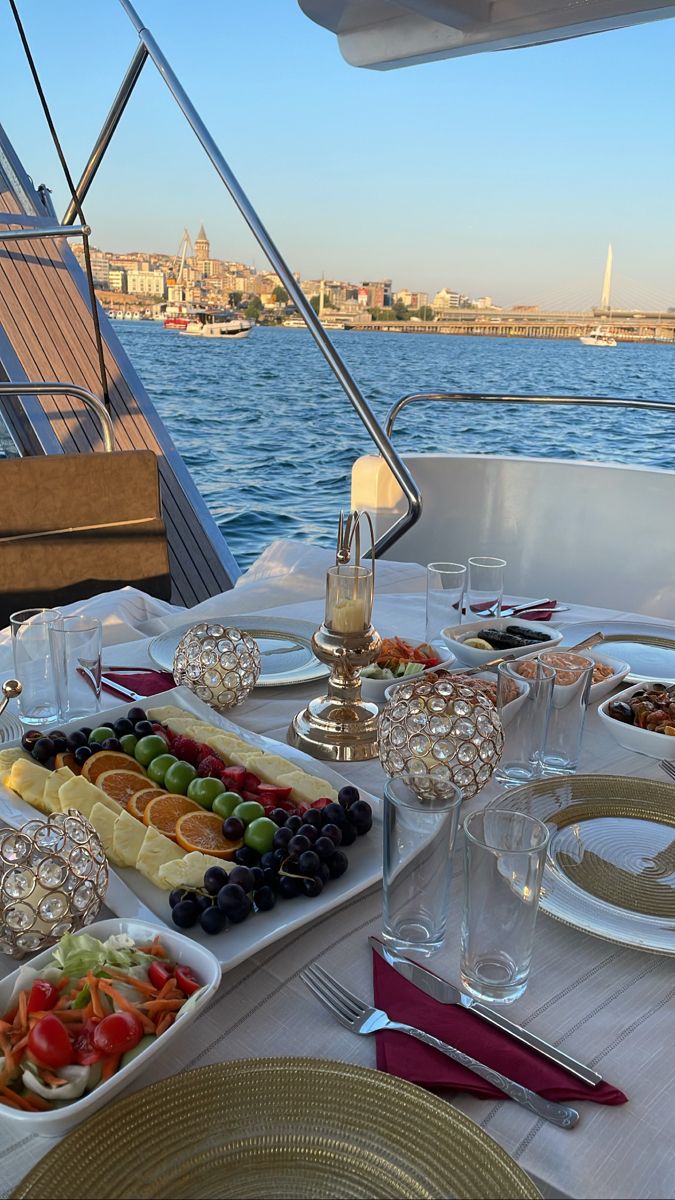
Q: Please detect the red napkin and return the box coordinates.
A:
[469,600,558,622]
[372,948,626,1105]
[103,669,175,698]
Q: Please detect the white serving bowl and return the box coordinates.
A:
[586,651,631,704]
[0,918,221,1135]
[598,681,675,761]
[441,617,562,667]
[360,650,456,705]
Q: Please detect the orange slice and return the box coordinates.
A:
[82,751,145,785]
[55,751,80,774]
[97,769,153,807]
[174,811,243,859]
[128,787,166,822]
[143,794,202,841]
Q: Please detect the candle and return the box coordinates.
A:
[331,596,368,634]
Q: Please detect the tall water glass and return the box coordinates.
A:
[465,556,506,621]
[461,809,549,1003]
[425,562,466,643]
[494,660,555,785]
[50,615,103,720]
[383,776,463,956]
[541,655,593,775]
[10,608,62,726]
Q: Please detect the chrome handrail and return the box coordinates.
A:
[0,224,90,242]
[386,391,675,438]
[0,383,115,452]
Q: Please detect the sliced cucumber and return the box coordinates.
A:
[120,1035,155,1069]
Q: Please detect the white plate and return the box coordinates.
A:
[598,680,675,760]
[0,688,382,970]
[561,620,675,684]
[441,617,562,666]
[0,917,221,1134]
[148,616,329,688]
[0,715,24,745]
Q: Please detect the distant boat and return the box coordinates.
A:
[180,310,252,339]
[579,327,617,347]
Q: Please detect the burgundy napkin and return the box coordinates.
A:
[103,669,175,698]
[469,600,558,622]
[372,949,626,1105]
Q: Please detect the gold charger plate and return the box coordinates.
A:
[492,775,675,954]
[13,1058,540,1200]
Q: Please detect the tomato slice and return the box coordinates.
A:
[72,1017,103,1065]
[93,1011,143,1056]
[27,979,60,1013]
[148,961,174,990]
[174,965,202,997]
[27,1014,74,1068]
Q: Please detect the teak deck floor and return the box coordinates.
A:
[0,122,239,607]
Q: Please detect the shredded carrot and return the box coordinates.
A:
[137,937,168,958]
[16,992,27,1030]
[85,976,107,1020]
[100,1054,120,1082]
[97,982,155,1034]
[0,1090,23,1110]
[0,1020,15,1033]
[157,979,178,1001]
[41,1069,68,1088]
[55,976,70,992]
[12,1034,29,1056]
[23,1094,51,1112]
[100,969,157,997]
[142,999,184,1015]
[0,1085,35,1111]
[29,1009,83,1023]
[155,1011,175,1036]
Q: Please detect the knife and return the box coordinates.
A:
[369,937,601,1087]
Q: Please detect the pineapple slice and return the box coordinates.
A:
[158,851,234,889]
[112,809,148,868]
[7,759,53,812]
[58,776,122,820]
[136,826,183,889]
[42,766,75,814]
[88,803,123,866]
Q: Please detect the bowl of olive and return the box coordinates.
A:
[441,616,562,667]
[598,680,675,760]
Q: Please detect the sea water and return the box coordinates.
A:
[115,323,675,569]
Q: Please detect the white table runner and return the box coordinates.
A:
[0,541,672,1200]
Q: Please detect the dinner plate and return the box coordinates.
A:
[561,620,675,684]
[148,616,329,687]
[492,775,675,955]
[0,715,23,746]
[0,687,382,971]
[12,1058,540,1200]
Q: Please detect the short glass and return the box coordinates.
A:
[460,809,550,1003]
[541,655,593,775]
[50,615,103,720]
[383,776,463,956]
[425,562,466,644]
[494,659,555,785]
[10,608,62,726]
[465,556,506,622]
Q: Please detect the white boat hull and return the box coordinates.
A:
[181,321,251,339]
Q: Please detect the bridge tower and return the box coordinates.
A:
[600,243,613,310]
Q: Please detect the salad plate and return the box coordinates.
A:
[13,1058,539,1199]
[148,616,329,687]
[561,620,675,684]
[0,687,382,971]
[492,775,675,955]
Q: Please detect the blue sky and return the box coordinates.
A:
[1,1,673,308]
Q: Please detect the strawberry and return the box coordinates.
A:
[197,755,226,778]
[242,790,264,803]
[243,771,261,792]
[257,784,293,803]
[197,743,217,763]
[220,765,246,790]
[310,797,333,811]
[170,735,200,766]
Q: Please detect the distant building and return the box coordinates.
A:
[363,280,392,308]
[89,253,110,289]
[194,224,210,273]
[108,268,127,293]
[511,304,540,313]
[127,270,166,297]
[433,288,463,314]
[473,296,494,310]
[395,289,428,310]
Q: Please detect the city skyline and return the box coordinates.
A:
[1,2,674,309]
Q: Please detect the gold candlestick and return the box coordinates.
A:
[289,512,382,761]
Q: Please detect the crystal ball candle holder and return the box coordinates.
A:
[173,623,262,711]
[0,811,108,959]
[379,674,504,799]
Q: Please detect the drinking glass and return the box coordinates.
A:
[541,655,593,775]
[49,615,103,720]
[425,562,466,643]
[494,659,555,785]
[383,776,463,956]
[465,556,506,622]
[460,809,549,1003]
[10,608,62,725]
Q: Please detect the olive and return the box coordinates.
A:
[607,700,634,724]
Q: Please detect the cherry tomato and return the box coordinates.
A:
[27,979,60,1013]
[92,1011,143,1056]
[174,965,202,997]
[27,1014,74,1068]
[148,961,174,990]
[72,1017,103,1066]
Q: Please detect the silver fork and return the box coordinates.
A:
[659,759,675,781]
[302,963,579,1130]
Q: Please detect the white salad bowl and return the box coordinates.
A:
[441,617,562,667]
[360,650,456,705]
[0,918,221,1135]
[586,651,631,704]
[598,681,675,761]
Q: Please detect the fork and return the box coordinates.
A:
[301,963,579,1130]
[659,759,675,781]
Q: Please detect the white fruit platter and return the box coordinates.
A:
[0,687,382,971]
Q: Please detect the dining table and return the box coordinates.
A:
[0,538,673,1200]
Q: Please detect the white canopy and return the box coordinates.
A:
[299,0,675,66]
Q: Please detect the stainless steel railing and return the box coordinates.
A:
[0,383,116,452]
[54,0,422,559]
[386,391,675,438]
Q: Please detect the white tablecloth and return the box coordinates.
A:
[0,541,673,1200]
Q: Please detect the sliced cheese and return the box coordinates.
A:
[58,776,122,820]
[88,803,123,866]
[276,770,338,805]
[42,766,75,814]
[243,753,297,785]
[158,851,234,889]
[112,809,148,868]
[136,826,183,889]
[7,759,53,811]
